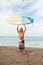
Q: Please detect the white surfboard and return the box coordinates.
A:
[6,16,33,25]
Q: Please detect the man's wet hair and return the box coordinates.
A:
[20,27,23,32]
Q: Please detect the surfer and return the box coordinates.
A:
[17,25,26,56]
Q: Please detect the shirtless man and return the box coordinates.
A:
[17,25,26,56]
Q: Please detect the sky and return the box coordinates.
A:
[0,0,43,36]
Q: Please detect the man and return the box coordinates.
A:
[17,25,26,56]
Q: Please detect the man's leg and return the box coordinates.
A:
[20,49,24,56]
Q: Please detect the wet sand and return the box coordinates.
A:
[0,46,43,65]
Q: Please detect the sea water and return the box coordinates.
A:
[0,36,43,48]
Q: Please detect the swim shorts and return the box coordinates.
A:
[19,40,25,50]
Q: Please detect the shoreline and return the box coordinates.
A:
[0,46,43,49]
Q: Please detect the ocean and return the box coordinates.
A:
[0,36,43,48]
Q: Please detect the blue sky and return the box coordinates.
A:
[0,0,43,36]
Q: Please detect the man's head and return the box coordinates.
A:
[20,27,23,32]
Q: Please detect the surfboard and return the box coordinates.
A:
[6,16,33,25]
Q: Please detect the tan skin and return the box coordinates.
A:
[17,25,26,41]
[17,25,26,56]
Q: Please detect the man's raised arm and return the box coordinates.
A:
[17,25,19,33]
[24,25,26,33]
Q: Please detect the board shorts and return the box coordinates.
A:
[19,40,25,50]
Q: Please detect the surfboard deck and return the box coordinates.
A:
[6,16,33,25]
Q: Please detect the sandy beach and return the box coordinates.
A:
[0,46,43,65]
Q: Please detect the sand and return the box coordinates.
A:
[0,46,43,65]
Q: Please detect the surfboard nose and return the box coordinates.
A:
[22,16,34,25]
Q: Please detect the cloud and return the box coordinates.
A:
[0,0,43,21]
[0,0,43,36]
